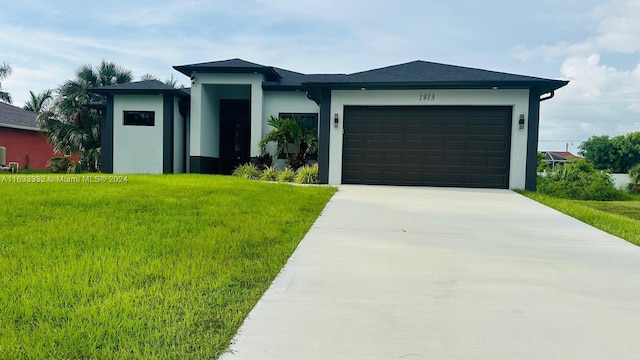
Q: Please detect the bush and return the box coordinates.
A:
[47,157,74,173]
[537,159,629,201]
[232,163,262,180]
[252,153,273,170]
[629,163,640,193]
[260,166,280,181]
[278,167,296,183]
[295,164,319,184]
[287,153,308,171]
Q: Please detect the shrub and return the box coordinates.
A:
[537,159,629,201]
[287,153,308,171]
[278,167,296,183]
[253,153,273,170]
[47,157,74,173]
[629,163,640,193]
[232,163,262,180]
[295,164,319,184]
[260,166,280,181]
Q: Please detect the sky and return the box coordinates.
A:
[1,0,639,154]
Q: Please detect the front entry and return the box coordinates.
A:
[219,99,251,174]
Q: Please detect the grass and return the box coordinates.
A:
[520,191,640,247]
[0,174,336,359]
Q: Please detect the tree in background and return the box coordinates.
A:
[578,132,640,173]
[37,61,133,172]
[23,89,53,113]
[139,73,179,88]
[0,61,12,103]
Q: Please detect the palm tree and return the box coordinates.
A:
[140,73,180,88]
[23,89,53,113]
[258,116,318,169]
[0,61,12,104]
[165,74,179,88]
[140,73,158,81]
[37,60,133,172]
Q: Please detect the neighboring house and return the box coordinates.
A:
[92,58,568,190]
[542,151,582,170]
[0,102,57,169]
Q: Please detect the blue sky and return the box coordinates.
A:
[2,0,639,154]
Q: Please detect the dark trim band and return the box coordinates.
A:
[101,95,114,173]
[163,95,174,173]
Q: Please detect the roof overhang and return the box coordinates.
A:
[90,87,189,98]
[302,80,569,94]
[173,64,282,82]
[0,123,41,132]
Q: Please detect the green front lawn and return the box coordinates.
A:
[521,192,640,247]
[0,174,336,359]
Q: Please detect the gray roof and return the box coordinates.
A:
[92,59,567,95]
[304,60,568,93]
[172,58,567,94]
[266,68,345,89]
[173,59,343,89]
[174,58,283,81]
[0,101,39,131]
[90,80,187,96]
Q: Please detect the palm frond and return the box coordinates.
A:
[0,62,12,80]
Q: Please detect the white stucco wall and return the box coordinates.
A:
[262,91,319,154]
[329,89,531,189]
[262,91,319,133]
[113,94,164,173]
[189,73,263,158]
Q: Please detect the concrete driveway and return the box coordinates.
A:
[220,186,640,360]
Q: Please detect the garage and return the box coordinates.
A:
[342,106,512,188]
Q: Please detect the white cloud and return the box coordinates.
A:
[539,53,640,152]
[514,0,640,61]
[516,0,640,152]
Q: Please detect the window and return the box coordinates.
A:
[278,113,318,133]
[123,111,155,126]
[278,112,319,160]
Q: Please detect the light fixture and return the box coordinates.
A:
[519,114,525,129]
[191,75,196,85]
[334,113,339,127]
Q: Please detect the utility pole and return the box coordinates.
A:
[565,142,573,152]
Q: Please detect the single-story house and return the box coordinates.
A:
[92,58,568,190]
[0,101,61,169]
[542,151,582,170]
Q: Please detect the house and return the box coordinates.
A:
[92,59,568,190]
[542,151,582,170]
[0,101,59,169]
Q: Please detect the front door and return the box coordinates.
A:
[219,99,251,174]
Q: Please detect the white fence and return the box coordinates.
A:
[611,173,631,189]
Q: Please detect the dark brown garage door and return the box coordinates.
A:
[342,106,512,188]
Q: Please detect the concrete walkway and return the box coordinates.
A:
[220,186,640,360]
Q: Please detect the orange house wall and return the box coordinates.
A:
[0,127,73,169]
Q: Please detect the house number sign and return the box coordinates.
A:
[418,93,436,101]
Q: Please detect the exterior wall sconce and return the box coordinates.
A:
[519,114,525,129]
[191,75,196,85]
[334,113,339,127]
